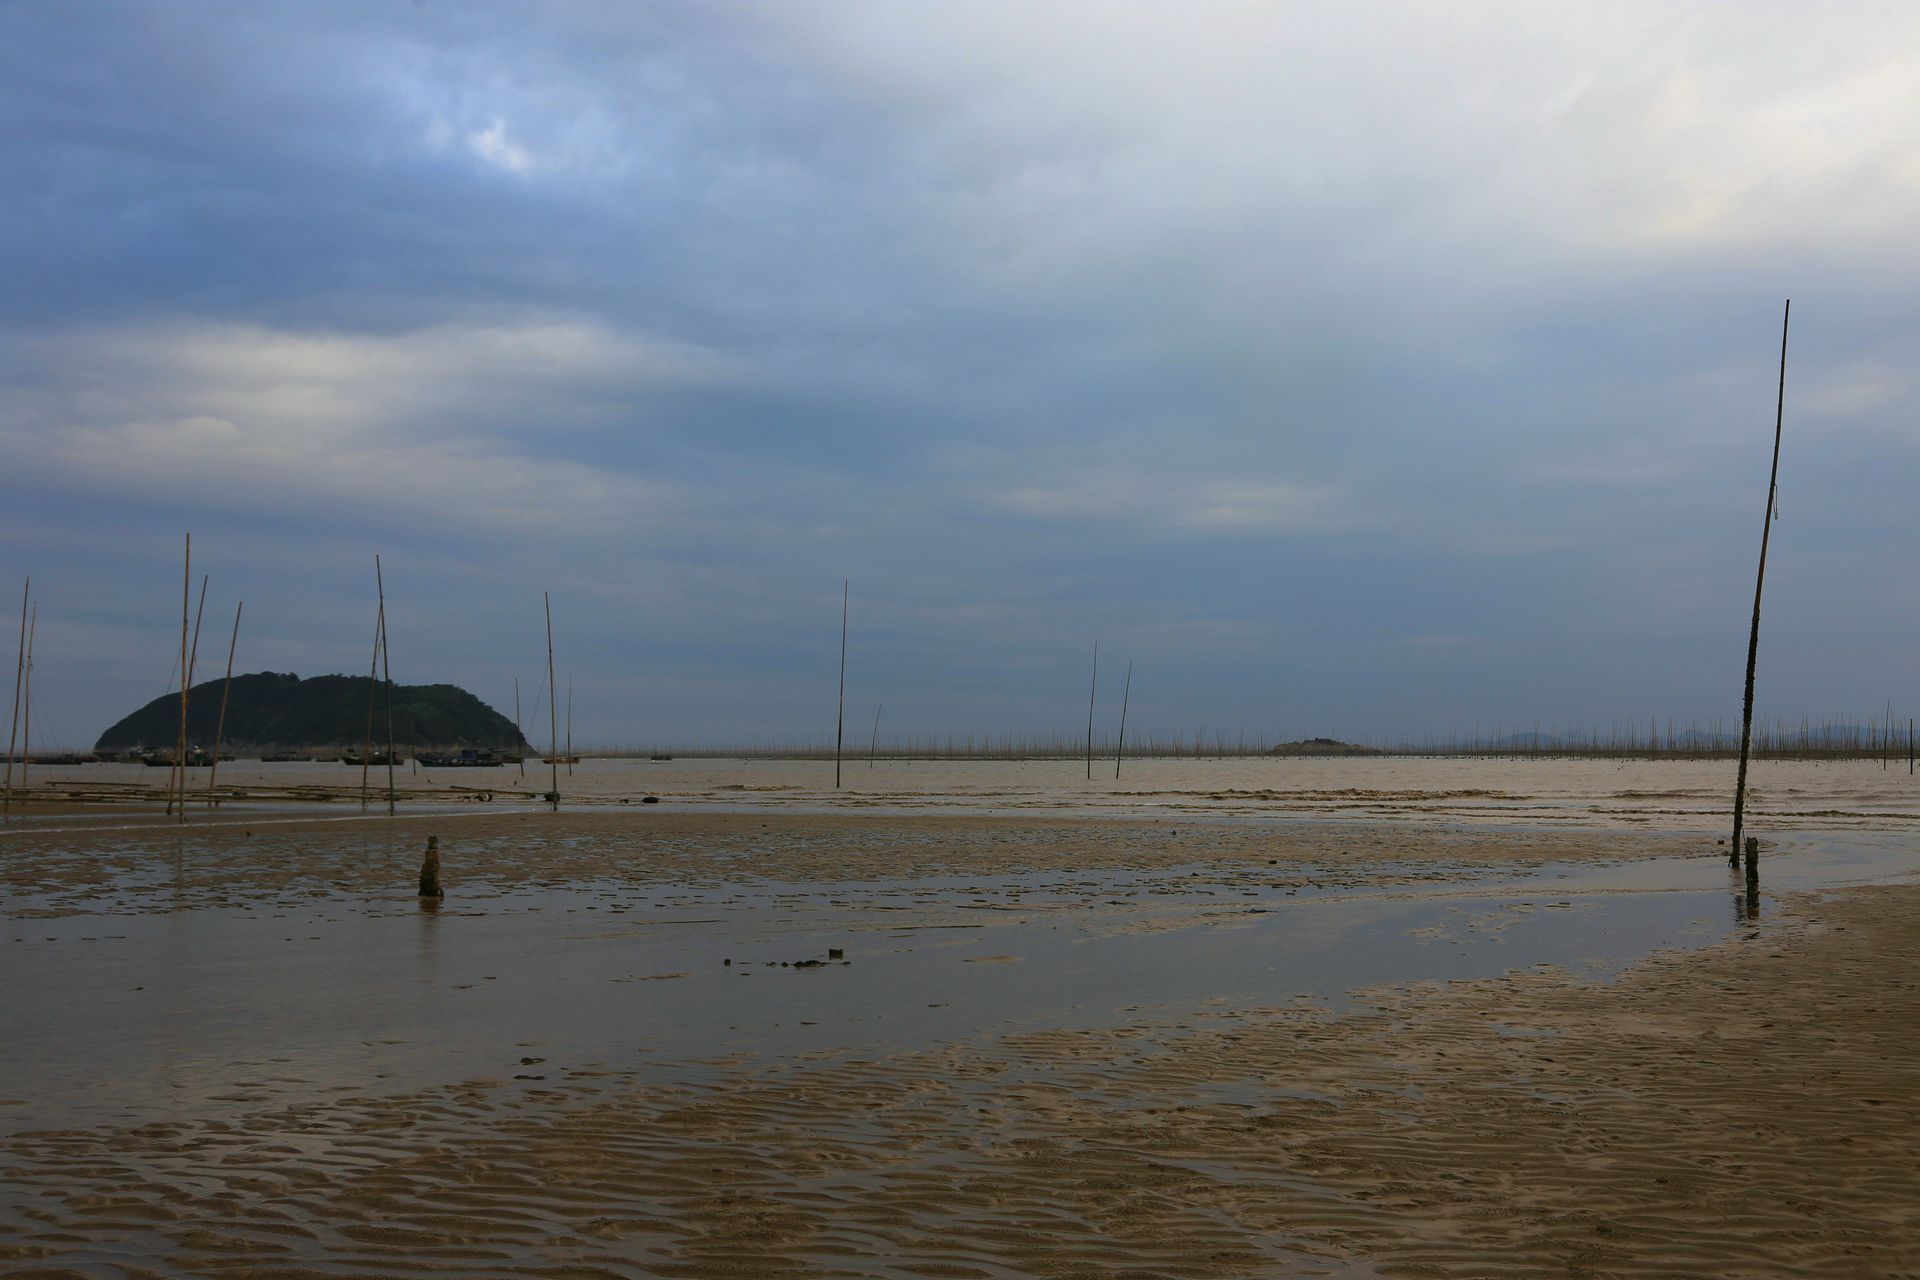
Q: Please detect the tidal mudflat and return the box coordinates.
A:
[3,803,1917,1277]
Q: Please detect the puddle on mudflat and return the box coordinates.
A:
[7,826,1909,1135]
[5,877,1731,1135]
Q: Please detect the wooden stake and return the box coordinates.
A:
[1743,836,1760,919]
[1114,661,1132,779]
[418,834,444,898]
[378,556,395,816]
[3,576,26,816]
[207,601,242,809]
[1085,641,1099,781]
[835,580,847,789]
[1731,300,1789,867]
[545,592,558,810]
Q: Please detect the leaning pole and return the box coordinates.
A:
[1730,300,1790,868]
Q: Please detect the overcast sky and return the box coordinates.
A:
[4,1,1917,750]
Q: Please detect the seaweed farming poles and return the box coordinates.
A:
[3,576,26,816]
[1732,299,1791,870]
[1114,661,1132,780]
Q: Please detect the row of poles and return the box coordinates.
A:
[831,578,1141,789]
[0,300,1819,857]
[55,537,566,825]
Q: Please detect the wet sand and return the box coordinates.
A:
[2,809,1916,1277]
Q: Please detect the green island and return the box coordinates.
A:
[93,672,532,757]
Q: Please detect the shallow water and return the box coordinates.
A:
[14,754,1920,829]
[11,828,1909,1138]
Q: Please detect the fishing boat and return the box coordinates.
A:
[140,747,215,767]
[417,749,506,768]
[340,749,399,767]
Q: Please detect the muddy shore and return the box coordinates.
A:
[1,809,1913,1277]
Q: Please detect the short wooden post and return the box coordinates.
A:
[1742,836,1759,918]
[418,835,445,897]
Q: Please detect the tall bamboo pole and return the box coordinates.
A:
[870,703,881,768]
[180,574,207,817]
[1731,300,1790,867]
[1114,661,1132,779]
[834,580,847,789]
[207,602,242,808]
[361,568,382,812]
[3,576,26,815]
[514,676,525,777]
[545,592,558,810]
[378,556,395,816]
[1085,641,1099,781]
[170,535,190,817]
[566,676,573,777]
[19,603,34,798]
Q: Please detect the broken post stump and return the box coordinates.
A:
[419,834,445,897]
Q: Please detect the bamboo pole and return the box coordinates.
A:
[1731,300,1789,867]
[1114,661,1132,779]
[1084,641,1099,781]
[179,574,207,817]
[545,592,558,810]
[835,580,847,789]
[361,565,382,812]
[870,703,881,768]
[378,556,395,815]
[3,575,26,816]
[19,602,34,799]
[514,676,525,777]
[169,536,190,817]
[566,676,573,777]
[207,601,242,808]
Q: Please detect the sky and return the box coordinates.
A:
[3,1,1918,751]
